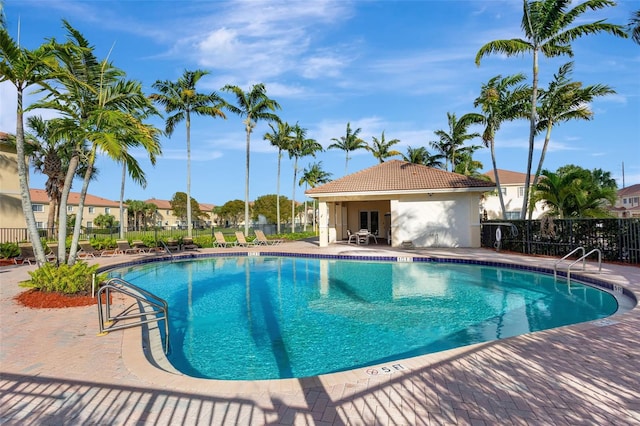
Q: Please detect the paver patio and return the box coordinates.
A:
[1,240,639,425]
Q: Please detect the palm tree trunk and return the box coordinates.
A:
[119,161,125,239]
[186,112,192,238]
[47,197,57,238]
[244,124,251,236]
[291,157,298,233]
[521,48,539,219]
[490,140,507,220]
[15,88,47,265]
[58,154,79,263]
[276,149,281,234]
[528,122,553,219]
[68,147,96,265]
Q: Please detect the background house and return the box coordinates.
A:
[481,169,548,220]
[146,198,215,229]
[306,160,495,248]
[610,184,640,218]
[0,134,25,230]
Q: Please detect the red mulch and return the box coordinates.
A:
[15,289,106,309]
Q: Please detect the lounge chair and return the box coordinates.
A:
[254,230,283,246]
[182,237,199,251]
[235,231,255,247]
[131,240,152,253]
[116,240,142,255]
[214,232,236,247]
[165,238,181,252]
[347,230,358,244]
[45,242,60,262]
[78,240,116,258]
[15,243,36,265]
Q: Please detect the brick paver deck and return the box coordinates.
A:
[1,241,639,425]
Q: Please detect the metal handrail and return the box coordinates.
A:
[553,247,585,279]
[566,249,602,283]
[97,277,170,354]
[159,240,174,261]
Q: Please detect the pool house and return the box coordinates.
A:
[306,160,496,248]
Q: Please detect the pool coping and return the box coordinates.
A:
[105,247,638,396]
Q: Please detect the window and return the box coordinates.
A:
[359,211,379,235]
[32,204,44,212]
[518,187,525,197]
[36,222,44,229]
[166,210,170,215]
[86,221,93,229]
[67,205,74,212]
[88,206,95,213]
[501,188,507,195]
[105,207,110,214]
[505,211,520,220]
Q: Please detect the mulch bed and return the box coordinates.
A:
[15,289,107,309]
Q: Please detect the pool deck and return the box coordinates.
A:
[1,240,639,425]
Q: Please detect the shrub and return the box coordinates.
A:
[0,242,19,259]
[23,262,107,294]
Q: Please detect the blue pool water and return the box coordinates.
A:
[109,256,618,380]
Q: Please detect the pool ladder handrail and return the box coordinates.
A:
[553,247,602,283]
[97,277,170,354]
[159,240,174,261]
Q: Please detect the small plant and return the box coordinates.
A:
[23,262,107,295]
[0,242,19,259]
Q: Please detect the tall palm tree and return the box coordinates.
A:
[222,83,281,235]
[263,121,293,234]
[366,131,401,163]
[0,27,54,265]
[299,161,332,232]
[402,146,444,168]
[0,0,6,30]
[288,124,323,233]
[328,122,367,175]
[151,69,225,238]
[430,112,483,172]
[531,62,614,213]
[36,22,162,263]
[475,0,627,219]
[474,73,530,219]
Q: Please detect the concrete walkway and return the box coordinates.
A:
[1,241,639,425]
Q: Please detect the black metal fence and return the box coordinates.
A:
[481,218,640,264]
[0,223,309,245]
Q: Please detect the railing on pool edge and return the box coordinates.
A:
[97,277,170,354]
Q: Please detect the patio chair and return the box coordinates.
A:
[45,242,59,262]
[78,240,116,258]
[254,230,284,246]
[116,240,142,255]
[165,238,181,253]
[182,237,199,251]
[131,240,152,253]
[15,243,37,265]
[347,230,358,244]
[235,231,256,247]
[214,231,236,248]
[358,229,377,245]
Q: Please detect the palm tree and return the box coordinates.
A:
[0,27,54,265]
[402,146,444,168]
[263,121,293,234]
[222,83,281,235]
[630,9,640,44]
[475,0,627,219]
[328,122,367,175]
[36,22,162,263]
[366,131,401,163]
[430,112,483,172]
[151,69,225,238]
[474,73,530,219]
[0,0,6,30]
[531,62,614,218]
[288,124,323,233]
[299,161,332,232]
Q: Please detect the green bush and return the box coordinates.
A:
[0,242,19,259]
[23,262,107,294]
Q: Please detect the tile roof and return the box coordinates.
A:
[483,169,535,185]
[146,198,215,211]
[30,189,121,207]
[306,160,495,196]
[617,183,640,197]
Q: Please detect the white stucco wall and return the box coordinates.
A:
[391,193,481,248]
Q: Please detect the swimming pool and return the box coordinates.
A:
[109,255,618,380]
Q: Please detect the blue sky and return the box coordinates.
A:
[2,0,639,206]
